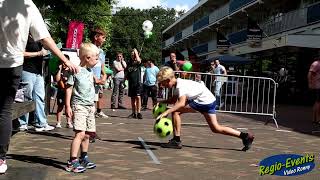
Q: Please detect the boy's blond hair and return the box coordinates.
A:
[157,66,175,82]
[79,43,99,60]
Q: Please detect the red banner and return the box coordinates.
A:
[66,21,84,49]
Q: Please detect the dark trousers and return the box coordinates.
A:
[0,66,22,159]
[142,85,158,107]
[111,78,124,108]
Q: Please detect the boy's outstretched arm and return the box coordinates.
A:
[157,96,187,119]
[65,85,73,119]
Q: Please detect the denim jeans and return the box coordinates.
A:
[18,71,48,127]
[214,81,224,107]
[0,66,22,159]
[111,78,124,108]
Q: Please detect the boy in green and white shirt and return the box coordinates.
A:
[65,43,99,173]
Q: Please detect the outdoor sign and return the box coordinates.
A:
[259,154,315,176]
[247,17,262,47]
[216,31,230,53]
[61,48,80,66]
[66,21,85,49]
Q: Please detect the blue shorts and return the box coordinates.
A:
[188,100,216,114]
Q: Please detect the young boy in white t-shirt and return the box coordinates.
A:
[156,67,254,150]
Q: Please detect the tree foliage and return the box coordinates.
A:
[32,1,180,65]
[109,6,177,65]
[33,0,112,49]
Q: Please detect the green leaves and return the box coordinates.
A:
[110,6,177,65]
[34,0,112,48]
[33,1,179,65]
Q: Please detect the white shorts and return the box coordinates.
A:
[72,104,96,132]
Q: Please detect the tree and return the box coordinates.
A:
[32,1,180,64]
[33,0,112,50]
[109,6,177,65]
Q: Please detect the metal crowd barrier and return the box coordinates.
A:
[162,71,279,128]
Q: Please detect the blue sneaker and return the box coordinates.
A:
[65,159,86,173]
[79,156,96,169]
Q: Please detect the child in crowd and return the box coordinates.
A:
[90,27,108,119]
[65,43,99,173]
[106,74,113,90]
[156,67,254,151]
[54,55,73,128]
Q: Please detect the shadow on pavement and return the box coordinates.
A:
[100,139,160,150]
[108,115,132,119]
[26,131,74,140]
[100,139,242,152]
[234,104,320,137]
[0,167,48,180]
[7,154,66,170]
[182,145,243,151]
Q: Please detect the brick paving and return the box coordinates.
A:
[1,90,320,180]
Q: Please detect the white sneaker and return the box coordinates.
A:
[35,124,55,132]
[66,123,73,129]
[56,123,62,128]
[95,112,109,118]
[19,125,28,131]
[0,159,7,174]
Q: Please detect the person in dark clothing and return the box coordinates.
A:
[126,49,143,119]
[18,35,55,132]
[164,52,180,71]
[164,52,180,99]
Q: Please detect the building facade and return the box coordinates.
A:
[162,0,320,104]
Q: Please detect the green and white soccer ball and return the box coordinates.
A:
[154,118,173,138]
[152,103,167,118]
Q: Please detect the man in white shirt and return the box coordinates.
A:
[0,0,77,173]
[111,52,127,110]
[211,59,227,109]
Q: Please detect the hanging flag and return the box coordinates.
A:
[247,17,262,47]
[66,21,85,49]
[216,30,230,53]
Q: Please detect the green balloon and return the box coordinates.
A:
[49,56,60,74]
[144,31,153,39]
[104,66,113,74]
[182,62,192,72]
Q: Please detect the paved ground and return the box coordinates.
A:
[1,90,320,180]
